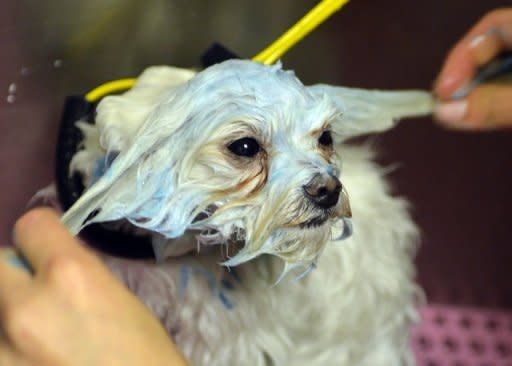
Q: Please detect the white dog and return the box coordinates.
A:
[62,60,433,365]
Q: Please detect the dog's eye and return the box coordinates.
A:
[228,137,260,157]
[318,130,333,146]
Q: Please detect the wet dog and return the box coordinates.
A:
[63,60,432,365]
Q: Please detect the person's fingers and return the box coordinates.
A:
[0,341,20,366]
[435,8,512,99]
[0,249,34,349]
[0,249,32,311]
[435,41,475,99]
[434,83,512,130]
[463,8,512,39]
[0,249,32,274]
[467,28,505,66]
[13,208,95,275]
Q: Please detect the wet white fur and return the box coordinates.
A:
[64,60,433,365]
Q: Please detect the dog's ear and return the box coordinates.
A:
[95,66,196,152]
[307,85,434,140]
[62,66,198,235]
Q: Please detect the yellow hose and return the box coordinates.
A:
[85,78,137,102]
[253,0,350,65]
[85,0,349,102]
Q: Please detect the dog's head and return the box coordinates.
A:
[63,60,433,274]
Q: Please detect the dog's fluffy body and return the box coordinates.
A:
[64,60,433,365]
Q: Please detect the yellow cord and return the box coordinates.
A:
[85,78,137,102]
[85,0,349,102]
[253,0,350,65]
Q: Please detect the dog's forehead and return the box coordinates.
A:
[195,60,304,94]
[188,60,337,134]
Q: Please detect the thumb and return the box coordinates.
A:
[434,83,512,130]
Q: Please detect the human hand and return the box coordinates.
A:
[434,8,512,130]
[0,208,188,366]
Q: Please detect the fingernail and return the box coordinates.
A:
[469,34,487,48]
[468,27,499,48]
[451,84,472,100]
[4,250,33,273]
[434,100,468,125]
[435,75,470,99]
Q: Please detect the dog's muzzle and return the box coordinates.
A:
[298,173,352,233]
[303,174,342,209]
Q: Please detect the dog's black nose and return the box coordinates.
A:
[303,174,342,209]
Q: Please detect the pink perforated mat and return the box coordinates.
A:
[412,304,512,366]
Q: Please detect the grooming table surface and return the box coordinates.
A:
[413,305,512,366]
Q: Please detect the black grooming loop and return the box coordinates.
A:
[55,44,239,259]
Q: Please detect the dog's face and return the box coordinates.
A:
[132,61,351,273]
[65,60,433,275]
